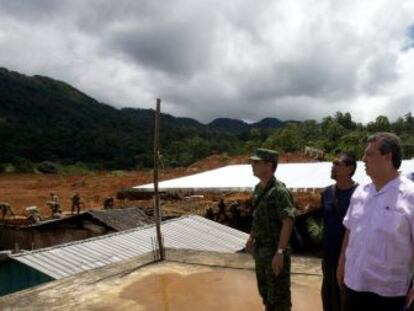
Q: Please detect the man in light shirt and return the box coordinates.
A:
[337,132,414,311]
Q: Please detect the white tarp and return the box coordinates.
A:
[133,160,414,192]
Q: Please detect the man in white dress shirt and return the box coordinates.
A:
[337,132,414,311]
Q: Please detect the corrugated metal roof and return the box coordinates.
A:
[11,215,248,279]
[26,207,152,231]
[88,207,153,231]
[132,160,414,192]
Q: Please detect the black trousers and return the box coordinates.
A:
[344,286,406,311]
[321,260,343,311]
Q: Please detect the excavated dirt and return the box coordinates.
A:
[0,152,319,221]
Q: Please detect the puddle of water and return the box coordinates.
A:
[120,269,262,311]
[119,268,321,311]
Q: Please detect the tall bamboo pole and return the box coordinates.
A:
[153,98,165,260]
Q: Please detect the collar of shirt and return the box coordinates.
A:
[366,174,403,197]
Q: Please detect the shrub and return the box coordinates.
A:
[37,161,59,174]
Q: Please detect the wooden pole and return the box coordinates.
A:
[153,98,165,260]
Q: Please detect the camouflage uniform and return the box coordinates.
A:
[71,193,81,214]
[251,176,295,311]
[103,197,114,209]
[47,193,61,217]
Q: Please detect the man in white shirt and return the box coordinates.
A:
[337,132,414,311]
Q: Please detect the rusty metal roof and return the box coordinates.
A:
[25,207,152,231]
[87,207,153,231]
[11,215,248,279]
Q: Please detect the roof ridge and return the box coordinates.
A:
[11,214,193,258]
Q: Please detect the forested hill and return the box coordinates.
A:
[0,68,288,170]
[2,67,414,172]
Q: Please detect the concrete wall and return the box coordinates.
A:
[32,229,96,249]
[0,227,31,250]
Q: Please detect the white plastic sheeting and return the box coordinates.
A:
[133,160,414,192]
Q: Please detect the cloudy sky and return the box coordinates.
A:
[1,0,414,124]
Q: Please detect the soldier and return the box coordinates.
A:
[245,148,295,311]
[215,198,230,225]
[103,196,114,209]
[47,192,61,218]
[26,206,41,224]
[229,201,241,229]
[71,193,81,215]
[205,207,215,220]
[0,202,14,220]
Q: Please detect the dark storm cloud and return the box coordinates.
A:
[363,52,400,94]
[107,18,214,76]
[0,0,413,123]
[0,0,61,19]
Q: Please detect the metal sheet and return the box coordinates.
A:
[11,215,249,279]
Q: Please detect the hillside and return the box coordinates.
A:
[0,152,318,219]
[0,68,291,170]
[2,67,414,172]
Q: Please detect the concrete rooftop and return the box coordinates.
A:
[0,249,322,311]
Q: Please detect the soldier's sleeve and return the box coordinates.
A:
[276,188,295,220]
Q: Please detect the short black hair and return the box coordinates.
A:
[367,132,402,169]
[270,161,277,173]
[338,152,357,177]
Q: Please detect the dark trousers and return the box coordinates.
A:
[344,286,406,311]
[255,255,291,311]
[321,260,343,311]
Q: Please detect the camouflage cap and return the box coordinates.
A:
[249,148,279,162]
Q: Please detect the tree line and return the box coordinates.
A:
[1,67,414,172]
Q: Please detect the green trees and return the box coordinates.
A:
[367,115,391,132]
[0,68,245,170]
[335,112,356,130]
[256,111,414,162]
[337,132,367,159]
[300,120,321,142]
[265,123,302,152]
[2,68,414,170]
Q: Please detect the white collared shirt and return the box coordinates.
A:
[343,175,414,297]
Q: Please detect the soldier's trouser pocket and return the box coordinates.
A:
[254,255,291,311]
